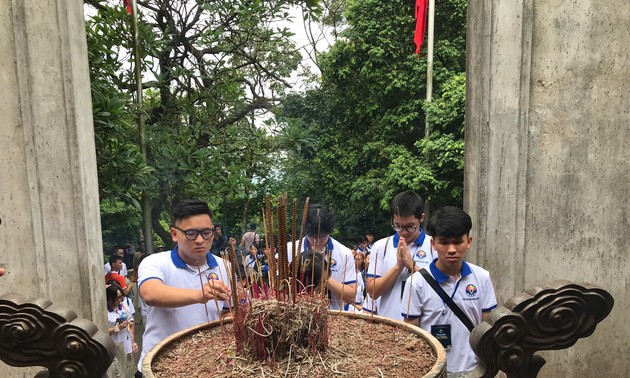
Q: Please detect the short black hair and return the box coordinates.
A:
[304,204,335,236]
[171,199,213,225]
[249,223,257,231]
[390,191,425,219]
[108,255,123,265]
[426,206,472,238]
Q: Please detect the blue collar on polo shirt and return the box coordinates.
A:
[107,303,123,312]
[170,245,218,268]
[429,258,472,283]
[393,229,426,248]
[303,236,334,252]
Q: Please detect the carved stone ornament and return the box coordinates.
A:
[468,280,614,378]
[0,293,115,378]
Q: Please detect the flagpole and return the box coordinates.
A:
[425,0,435,140]
[423,0,435,228]
[130,0,153,255]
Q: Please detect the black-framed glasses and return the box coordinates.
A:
[175,226,215,240]
[391,222,420,233]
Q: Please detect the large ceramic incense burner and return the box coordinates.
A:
[142,311,447,378]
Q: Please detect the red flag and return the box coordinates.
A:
[122,0,133,15]
[414,0,429,54]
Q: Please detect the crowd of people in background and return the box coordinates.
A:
[100,190,496,377]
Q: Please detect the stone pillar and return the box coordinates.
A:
[0,0,104,374]
[466,0,629,376]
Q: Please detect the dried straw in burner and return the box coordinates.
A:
[231,194,331,363]
[235,295,329,361]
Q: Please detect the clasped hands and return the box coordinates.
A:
[396,238,416,273]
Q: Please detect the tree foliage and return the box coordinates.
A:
[275,0,467,240]
[85,0,468,248]
[85,0,317,248]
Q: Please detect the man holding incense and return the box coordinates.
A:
[136,199,232,374]
[287,204,357,311]
[401,206,497,374]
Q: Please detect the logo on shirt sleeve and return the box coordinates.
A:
[329,258,337,270]
[465,284,478,297]
[207,272,219,281]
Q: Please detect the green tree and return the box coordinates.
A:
[275,0,467,240]
[85,0,319,247]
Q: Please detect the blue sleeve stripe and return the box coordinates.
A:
[401,313,420,320]
[363,308,375,313]
[138,277,164,290]
[343,280,357,285]
[482,304,497,312]
[366,274,381,278]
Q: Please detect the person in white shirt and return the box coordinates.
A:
[364,230,375,255]
[401,206,497,374]
[365,191,434,320]
[106,283,136,378]
[105,247,128,277]
[286,204,356,311]
[136,199,231,373]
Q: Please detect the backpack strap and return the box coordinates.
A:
[382,236,392,258]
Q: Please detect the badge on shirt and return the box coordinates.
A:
[431,324,452,349]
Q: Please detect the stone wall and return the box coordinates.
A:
[0,0,105,376]
[465,0,629,376]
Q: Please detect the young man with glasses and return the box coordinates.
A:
[287,204,357,311]
[365,191,434,320]
[136,199,231,375]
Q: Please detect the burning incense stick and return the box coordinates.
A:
[291,198,297,300]
[196,261,211,325]
[228,244,240,320]
[405,266,414,322]
[354,261,359,312]
[265,195,276,290]
[370,252,378,321]
[339,255,348,314]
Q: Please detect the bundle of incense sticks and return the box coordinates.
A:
[228,194,332,363]
[291,198,298,300]
[224,193,338,305]
[264,195,275,289]
[276,194,289,293]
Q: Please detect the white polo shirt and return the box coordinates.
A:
[286,237,357,311]
[361,292,380,314]
[401,259,497,373]
[107,301,134,353]
[365,231,434,320]
[354,272,364,306]
[137,247,232,370]
[104,261,128,277]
